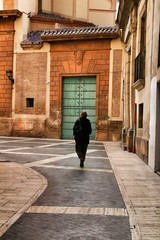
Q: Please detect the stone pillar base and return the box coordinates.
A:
[120,127,127,150]
[127,128,134,152]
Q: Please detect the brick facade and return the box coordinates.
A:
[11,52,47,137]
[112,49,122,117]
[45,39,112,140]
[0,9,123,140]
[15,53,47,115]
[0,20,14,118]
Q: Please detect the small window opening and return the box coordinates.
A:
[26,98,34,108]
[138,103,143,128]
[140,14,146,51]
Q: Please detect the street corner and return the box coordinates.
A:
[0,161,48,237]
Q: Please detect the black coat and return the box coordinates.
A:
[73,117,92,144]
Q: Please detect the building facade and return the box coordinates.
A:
[117,0,160,171]
[0,0,123,141]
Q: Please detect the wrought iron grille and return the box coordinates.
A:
[134,50,145,82]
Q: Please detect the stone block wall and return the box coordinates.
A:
[12,117,45,137]
[136,137,149,164]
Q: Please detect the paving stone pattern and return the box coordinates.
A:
[1,214,131,240]
[0,137,132,240]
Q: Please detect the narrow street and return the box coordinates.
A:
[0,137,131,240]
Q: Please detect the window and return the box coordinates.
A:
[26,98,34,108]
[140,13,146,52]
[134,12,146,83]
[135,50,145,82]
[138,103,143,128]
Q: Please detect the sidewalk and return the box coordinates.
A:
[0,161,47,237]
[0,142,160,240]
[105,142,160,240]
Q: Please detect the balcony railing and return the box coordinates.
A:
[134,50,145,82]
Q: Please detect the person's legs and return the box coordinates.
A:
[81,144,88,162]
[75,143,87,168]
[75,143,82,159]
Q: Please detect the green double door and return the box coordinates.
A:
[62,76,96,139]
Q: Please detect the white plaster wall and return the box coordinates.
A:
[148,76,157,170]
[135,0,153,140]
[42,0,52,12]
[89,0,111,10]
[152,0,160,75]
[54,0,73,17]
[0,0,3,10]
[89,11,115,26]
[14,15,30,51]
[13,0,38,52]
[16,0,37,14]
[53,0,115,26]
[148,0,160,170]
[75,0,88,20]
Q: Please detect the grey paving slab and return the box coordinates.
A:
[87,145,105,150]
[0,153,53,164]
[0,213,131,240]
[32,168,125,208]
[46,157,112,169]
[86,150,108,158]
[11,147,75,155]
[0,138,138,239]
[24,140,70,144]
[0,142,41,148]
[0,137,25,141]
[89,142,104,145]
[45,145,76,149]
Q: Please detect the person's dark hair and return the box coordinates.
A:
[80,111,87,118]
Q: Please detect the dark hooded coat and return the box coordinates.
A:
[73,116,92,144]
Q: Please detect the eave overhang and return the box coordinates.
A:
[20,26,118,50]
[30,12,95,27]
[116,0,132,29]
[116,0,139,29]
[41,33,118,42]
[41,27,119,42]
[0,9,22,20]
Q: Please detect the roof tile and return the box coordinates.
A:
[42,26,118,37]
[21,26,118,46]
[31,11,95,27]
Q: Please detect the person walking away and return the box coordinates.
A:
[73,112,92,168]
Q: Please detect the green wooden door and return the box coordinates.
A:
[62,76,96,139]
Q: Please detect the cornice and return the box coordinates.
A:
[0,9,22,20]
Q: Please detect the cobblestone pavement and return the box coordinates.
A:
[0,137,160,240]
